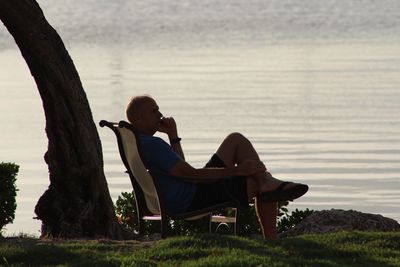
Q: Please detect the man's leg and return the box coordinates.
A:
[246,176,278,239]
[215,132,296,192]
[215,132,302,239]
[255,197,277,239]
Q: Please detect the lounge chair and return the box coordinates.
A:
[99,120,239,238]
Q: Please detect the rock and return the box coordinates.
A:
[280,209,400,238]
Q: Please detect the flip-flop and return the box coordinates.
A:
[261,182,308,202]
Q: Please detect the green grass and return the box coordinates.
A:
[1,231,399,266]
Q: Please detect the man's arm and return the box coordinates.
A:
[158,116,266,180]
[168,133,185,161]
[169,159,266,181]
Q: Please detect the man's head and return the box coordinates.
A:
[126,95,163,135]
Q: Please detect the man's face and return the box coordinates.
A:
[136,98,163,135]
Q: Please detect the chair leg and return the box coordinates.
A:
[208,214,213,234]
[210,209,238,235]
[161,215,169,238]
[234,208,238,236]
[138,218,145,236]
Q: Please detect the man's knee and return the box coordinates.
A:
[225,132,246,143]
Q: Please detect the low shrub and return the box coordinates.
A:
[114,191,159,234]
[0,162,19,235]
[278,208,314,233]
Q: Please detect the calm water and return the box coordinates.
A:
[1,0,400,236]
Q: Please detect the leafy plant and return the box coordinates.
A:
[114,191,136,230]
[0,162,19,235]
[278,208,314,233]
[114,191,159,235]
[278,200,290,218]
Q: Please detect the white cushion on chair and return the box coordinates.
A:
[117,127,161,215]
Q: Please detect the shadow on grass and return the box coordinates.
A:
[1,238,125,267]
[143,232,399,267]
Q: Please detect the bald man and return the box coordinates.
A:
[126,95,308,239]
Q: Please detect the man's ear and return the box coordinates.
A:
[132,112,142,123]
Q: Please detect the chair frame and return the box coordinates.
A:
[100,120,239,238]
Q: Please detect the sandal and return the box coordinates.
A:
[261,182,308,202]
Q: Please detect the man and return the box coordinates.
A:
[126,95,308,239]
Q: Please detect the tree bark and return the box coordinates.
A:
[0,0,125,239]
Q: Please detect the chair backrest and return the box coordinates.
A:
[117,124,161,214]
[100,120,160,215]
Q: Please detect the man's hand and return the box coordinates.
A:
[236,159,266,176]
[158,117,178,137]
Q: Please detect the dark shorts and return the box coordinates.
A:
[186,154,249,212]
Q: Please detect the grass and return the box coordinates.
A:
[1,231,399,266]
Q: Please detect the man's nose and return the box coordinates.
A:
[158,111,163,117]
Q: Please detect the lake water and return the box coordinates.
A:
[1,0,399,236]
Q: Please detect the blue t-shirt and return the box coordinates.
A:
[139,134,196,214]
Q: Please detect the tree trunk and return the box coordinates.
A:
[0,0,126,239]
